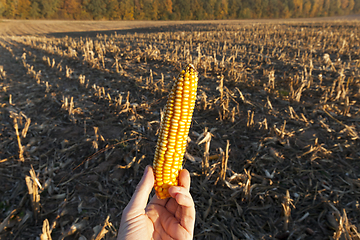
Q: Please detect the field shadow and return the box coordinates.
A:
[46,23,216,38]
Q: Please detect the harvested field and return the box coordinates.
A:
[1,18,360,239]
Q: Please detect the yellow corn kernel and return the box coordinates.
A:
[153,64,198,199]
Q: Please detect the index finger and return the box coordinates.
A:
[125,165,154,211]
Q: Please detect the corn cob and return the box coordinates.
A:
[153,64,198,199]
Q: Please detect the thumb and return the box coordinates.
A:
[125,166,154,212]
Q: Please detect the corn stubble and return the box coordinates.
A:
[1,21,360,240]
[153,64,198,199]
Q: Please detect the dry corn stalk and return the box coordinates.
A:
[40,219,52,240]
[25,167,41,220]
[153,64,198,199]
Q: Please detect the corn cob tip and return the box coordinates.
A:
[153,64,198,199]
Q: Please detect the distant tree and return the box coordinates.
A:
[17,0,31,18]
[214,0,228,19]
[323,0,331,15]
[336,0,343,12]
[282,5,292,18]
[142,0,151,19]
[268,0,283,18]
[302,0,312,16]
[158,0,172,20]
[293,0,303,17]
[174,0,192,19]
[38,0,60,18]
[341,0,349,9]
[0,0,6,17]
[341,0,354,13]
[87,0,106,19]
[105,0,120,19]
[354,0,360,13]
[309,0,322,17]
[286,0,295,14]
[163,0,173,13]
[153,0,160,19]
[329,0,342,15]
[29,1,41,18]
[348,0,355,11]
[72,0,91,19]
[0,0,358,20]
[190,0,204,20]
[62,0,82,19]
[200,0,216,19]
[275,0,292,18]
[119,0,134,20]
[227,0,240,19]
[239,7,252,18]
[3,0,16,18]
[133,0,145,19]
[142,0,159,20]
[252,0,267,18]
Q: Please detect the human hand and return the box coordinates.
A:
[117,165,195,240]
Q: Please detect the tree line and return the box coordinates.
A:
[0,0,360,20]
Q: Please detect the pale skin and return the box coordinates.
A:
[117,165,195,240]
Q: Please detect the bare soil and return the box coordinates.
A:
[0,18,360,240]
